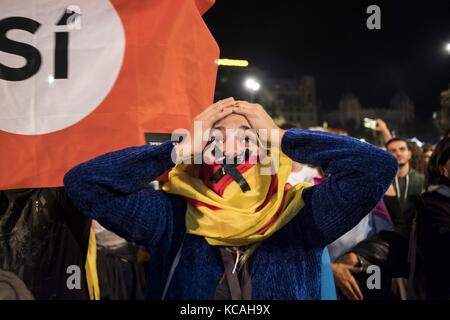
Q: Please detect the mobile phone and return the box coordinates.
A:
[363,117,377,129]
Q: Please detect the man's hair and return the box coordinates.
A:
[422,143,433,153]
[385,137,409,150]
[408,141,426,174]
[425,137,450,189]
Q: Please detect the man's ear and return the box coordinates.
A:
[407,150,412,161]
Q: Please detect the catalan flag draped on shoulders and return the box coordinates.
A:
[162,150,312,246]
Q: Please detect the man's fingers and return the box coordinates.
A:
[234,101,253,108]
[201,97,233,114]
[219,97,234,103]
[349,277,364,300]
[215,97,235,108]
[198,100,233,123]
[348,265,364,273]
[231,103,252,115]
[209,107,233,124]
[233,101,267,116]
[342,283,358,300]
[338,267,363,300]
[206,98,235,115]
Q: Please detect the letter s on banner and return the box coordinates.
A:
[0,0,219,189]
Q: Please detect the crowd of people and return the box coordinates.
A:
[1,99,449,300]
[285,118,450,300]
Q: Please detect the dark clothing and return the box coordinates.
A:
[96,243,145,300]
[350,231,409,300]
[384,195,409,237]
[0,188,91,299]
[417,189,450,299]
[393,169,424,235]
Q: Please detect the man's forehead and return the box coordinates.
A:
[388,141,408,149]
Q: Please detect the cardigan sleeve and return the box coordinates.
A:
[281,129,398,248]
[63,141,179,246]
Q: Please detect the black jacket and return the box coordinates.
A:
[417,190,450,299]
[0,188,91,299]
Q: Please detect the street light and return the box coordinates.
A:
[244,78,261,91]
[244,78,260,102]
[445,42,450,54]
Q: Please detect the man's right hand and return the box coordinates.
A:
[372,118,393,145]
[332,253,364,300]
[373,118,388,132]
[174,97,235,162]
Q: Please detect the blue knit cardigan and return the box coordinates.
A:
[64,129,397,300]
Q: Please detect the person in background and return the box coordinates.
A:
[329,187,396,300]
[330,184,410,300]
[422,144,434,164]
[287,162,320,185]
[372,118,393,146]
[385,138,424,237]
[408,141,426,175]
[280,123,321,185]
[328,191,394,262]
[417,137,450,299]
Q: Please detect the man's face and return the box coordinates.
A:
[207,114,257,162]
[387,140,411,166]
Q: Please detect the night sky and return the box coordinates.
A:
[204,0,450,119]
